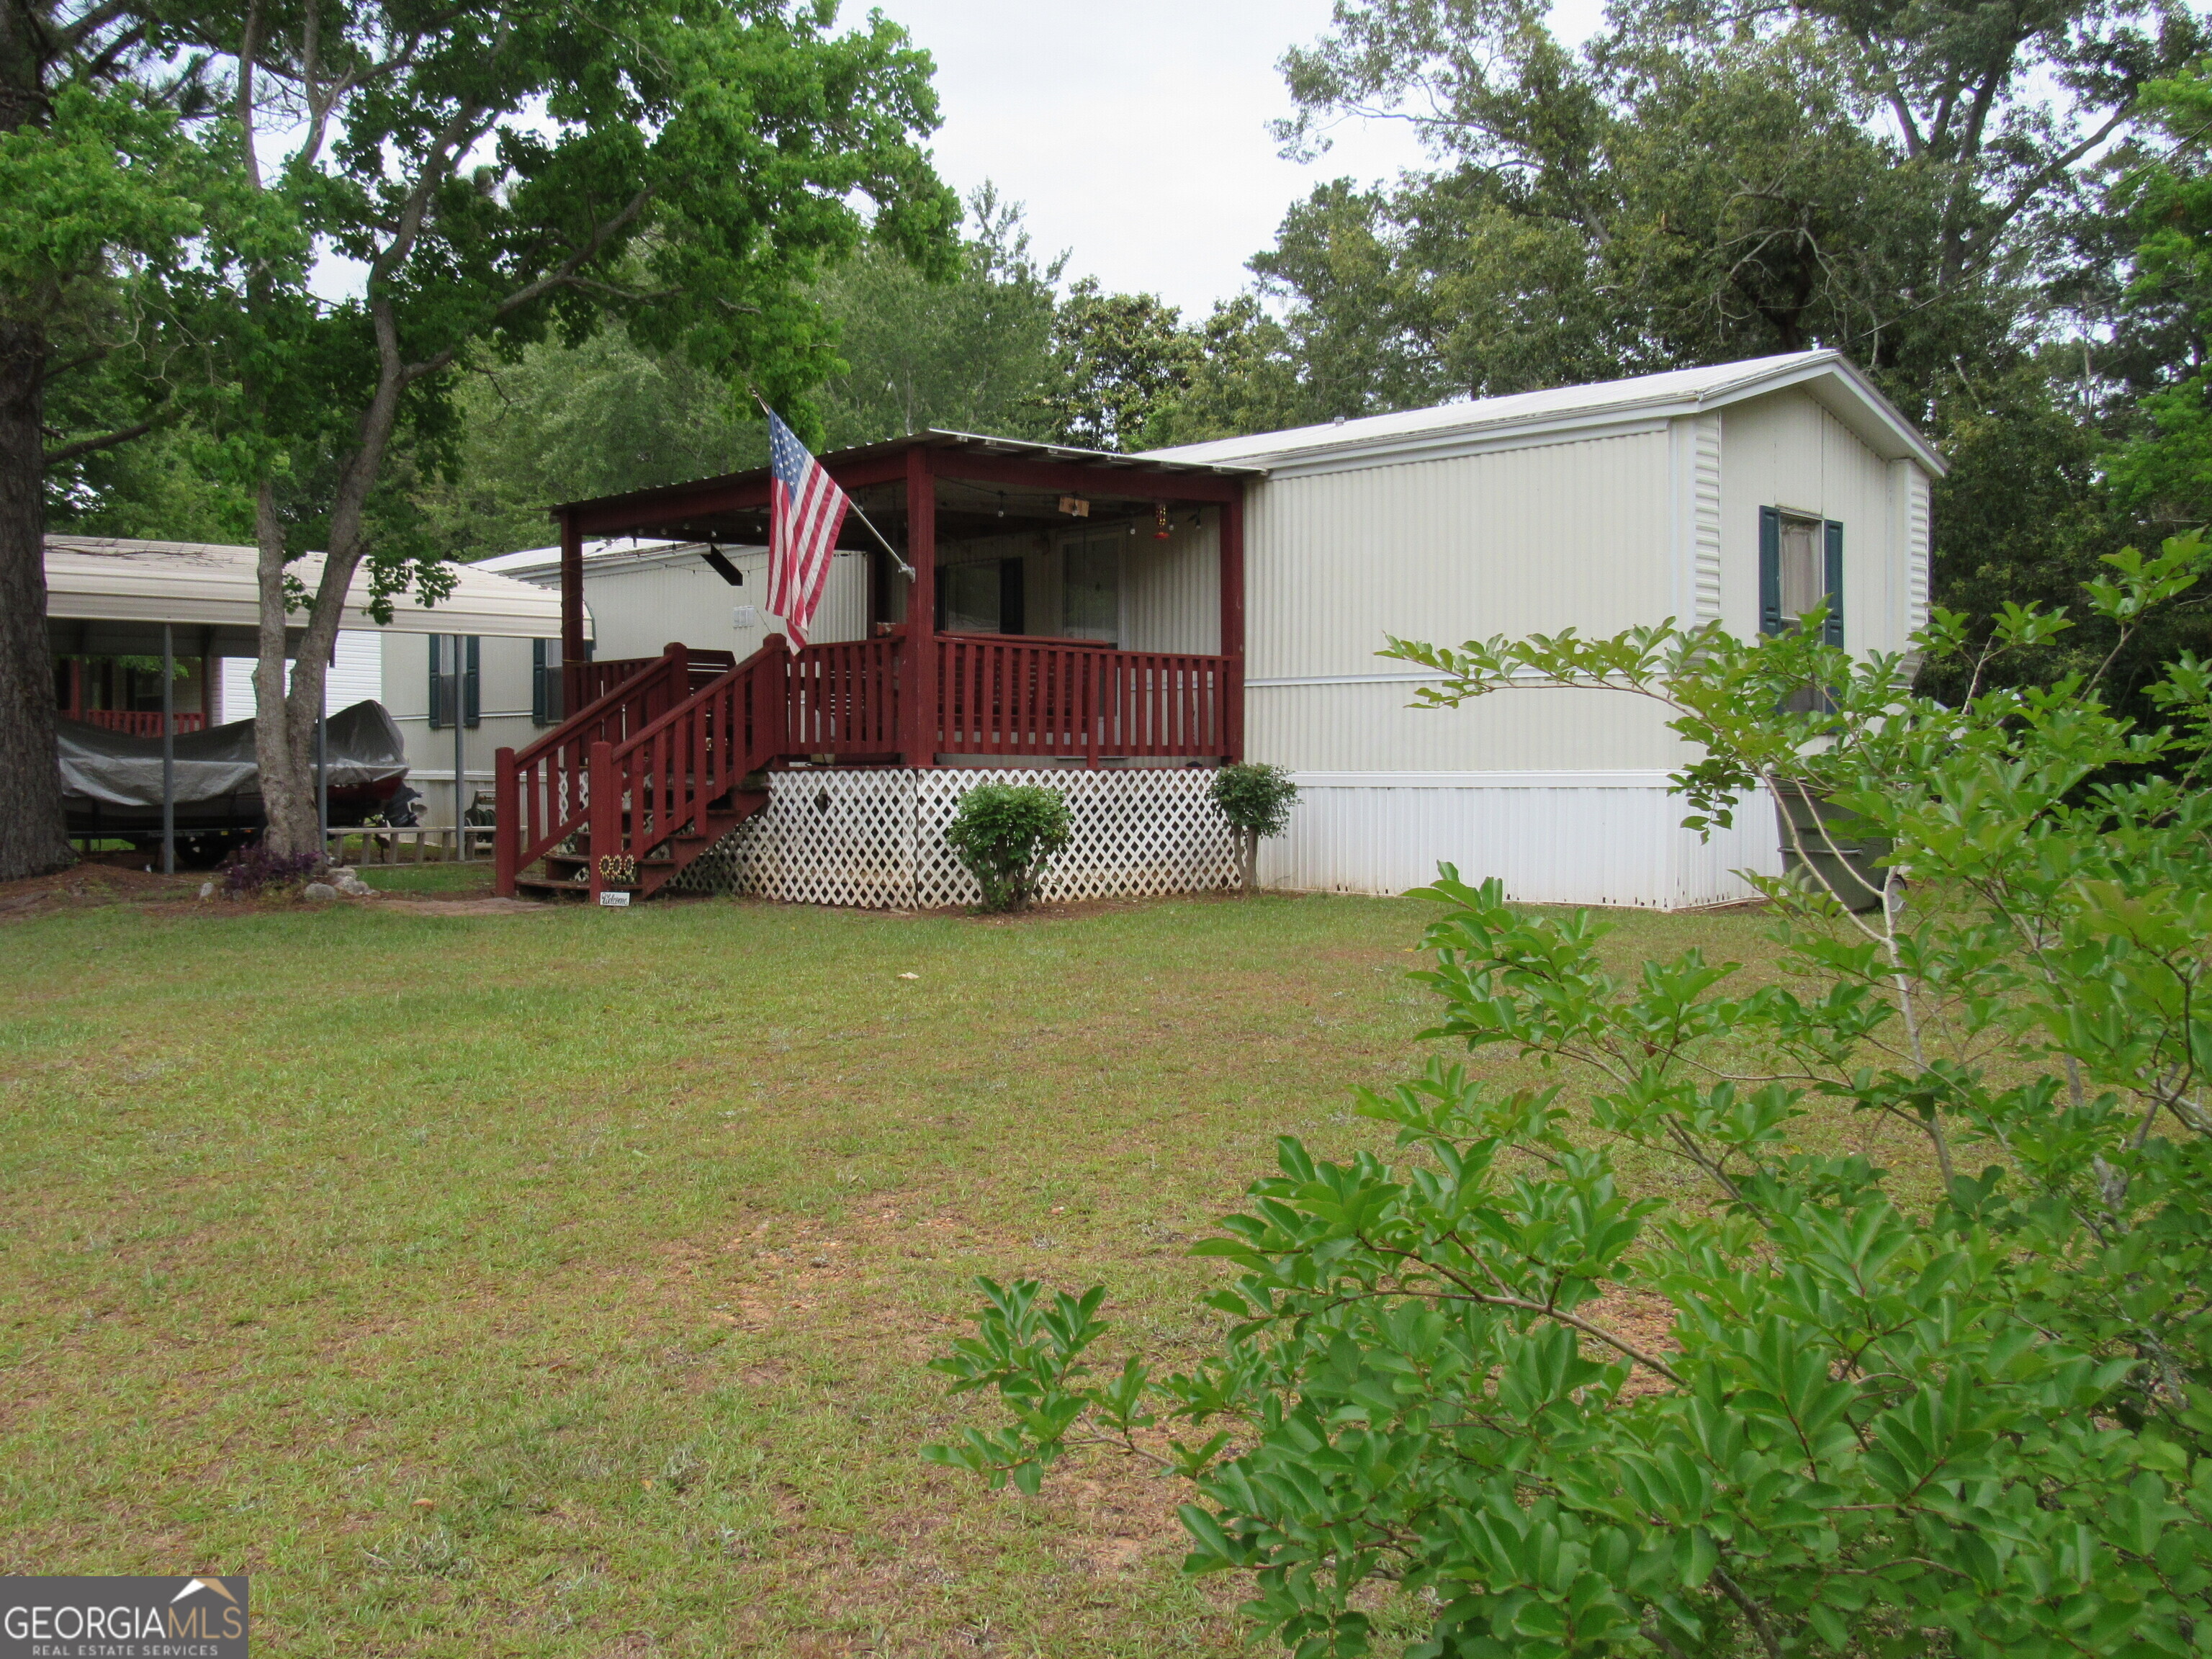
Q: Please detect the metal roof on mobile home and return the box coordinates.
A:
[1143,350,1946,479]
[45,536,576,655]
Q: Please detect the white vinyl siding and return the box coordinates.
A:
[1718,390,1910,656]
[1242,427,1678,775]
[217,628,384,721]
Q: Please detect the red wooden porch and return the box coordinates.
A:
[493,431,1256,900]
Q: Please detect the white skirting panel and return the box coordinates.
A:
[1259,772,1784,910]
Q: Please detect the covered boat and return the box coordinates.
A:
[60,700,412,858]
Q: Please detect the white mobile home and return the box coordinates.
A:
[482,349,1938,909]
[1146,349,1941,906]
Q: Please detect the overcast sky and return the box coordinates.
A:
[883,0,1613,320]
[303,2,1609,317]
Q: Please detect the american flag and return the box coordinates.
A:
[765,409,850,649]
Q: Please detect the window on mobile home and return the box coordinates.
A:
[939,559,1026,634]
[428,635,480,729]
[1062,534,1120,642]
[1759,507,1843,645]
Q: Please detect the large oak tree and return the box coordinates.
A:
[189,0,956,858]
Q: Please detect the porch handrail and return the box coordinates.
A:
[935,629,1123,650]
[511,644,685,773]
[607,639,784,768]
[496,642,705,894]
[788,634,903,757]
[586,637,791,896]
[72,709,210,737]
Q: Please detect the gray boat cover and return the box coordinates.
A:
[58,700,408,807]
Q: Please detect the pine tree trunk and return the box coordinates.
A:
[0,318,72,882]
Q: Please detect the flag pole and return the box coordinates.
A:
[752,390,916,579]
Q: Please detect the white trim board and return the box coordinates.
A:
[1247,667,1575,688]
[1254,415,1671,480]
[1290,770,1683,789]
[1247,671,1442,688]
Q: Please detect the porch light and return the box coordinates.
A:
[701,544,745,586]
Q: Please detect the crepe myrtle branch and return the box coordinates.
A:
[1709,1568,1786,1659]
[1337,1241,1688,1385]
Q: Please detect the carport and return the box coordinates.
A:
[44,537,577,869]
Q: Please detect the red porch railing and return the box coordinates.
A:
[562,649,734,716]
[788,633,904,757]
[499,644,716,889]
[497,631,1238,895]
[934,634,1233,760]
[586,642,791,897]
[72,710,210,737]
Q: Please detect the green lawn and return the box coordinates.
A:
[0,884,1884,1656]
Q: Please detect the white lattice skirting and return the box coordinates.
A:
[669,766,1238,909]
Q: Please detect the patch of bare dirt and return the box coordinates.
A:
[0,863,202,917]
[1578,1287,1682,1400]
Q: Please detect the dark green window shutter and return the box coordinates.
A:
[464,636,481,727]
[427,637,444,730]
[1758,506,1782,635]
[531,639,547,725]
[1822,521,1844,647]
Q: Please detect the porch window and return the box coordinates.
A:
[1062,534,1120,642]
[428,635,480,729]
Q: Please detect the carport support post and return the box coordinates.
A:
[160,623,174,874]
[902,445,936,768]
[451,632,466,860]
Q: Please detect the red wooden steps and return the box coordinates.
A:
[513,788,769,901]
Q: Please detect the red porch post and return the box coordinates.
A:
[587,739,614,902]
[493,746,518,896]
[902,446,937,768]
[559,511,585,714]
[1220,487,1246,763]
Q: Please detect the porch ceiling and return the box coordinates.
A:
[553,428,1262,545]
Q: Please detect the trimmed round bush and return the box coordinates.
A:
[1210,763,1298,894]
[944,783,1072,913]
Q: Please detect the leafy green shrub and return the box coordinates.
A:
[927,538,2212,1656]
[944,783,1072,913]
[1210,762,1299,894]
